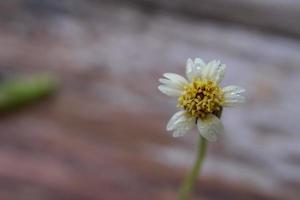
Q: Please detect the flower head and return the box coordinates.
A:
[158,58,245,141]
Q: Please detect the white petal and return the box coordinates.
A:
[172,120,193,137]
[194,58,205,69]
[163,73,188,89]
[197,114,224,142]
[200,61,215,80]
[167,110,187,131]
[159,78,171,85]
[172,117,195,137]
[158,85,182,97]
[166,111,195,137]
[186,58,205,81]
[163,73,188,85]
[186,58,194,81]
[212,64,226,84]
[200,60,225,83]
[222,85,245,94]
[207,60,220,80]
[159,78,180,90]
[222,85,246,106]
[223,94,245,106]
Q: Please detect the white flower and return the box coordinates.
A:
[158,58,245,142]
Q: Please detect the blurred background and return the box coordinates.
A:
[0,0,300,199]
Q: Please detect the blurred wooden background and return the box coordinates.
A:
[0,0,300,199]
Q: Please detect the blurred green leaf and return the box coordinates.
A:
[0,75,58,113]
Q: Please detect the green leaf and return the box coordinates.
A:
[0,74,58,113]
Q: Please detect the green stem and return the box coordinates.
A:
[178,136,208,200]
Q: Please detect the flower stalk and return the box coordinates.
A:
[178,109,222,200]
[178,135,207,200]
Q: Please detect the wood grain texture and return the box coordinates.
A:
[104,0,300,37]
[0,1,299,200]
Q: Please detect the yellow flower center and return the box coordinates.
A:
[178,79,224,119]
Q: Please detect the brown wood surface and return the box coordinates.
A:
[102,0,300,37]
[0,1,300,200]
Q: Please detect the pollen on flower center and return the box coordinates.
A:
[178,79,224,119]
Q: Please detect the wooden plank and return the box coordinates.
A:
[0,2,299,200]
[106,0,300,36]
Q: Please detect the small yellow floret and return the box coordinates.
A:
[178,79,224,119]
